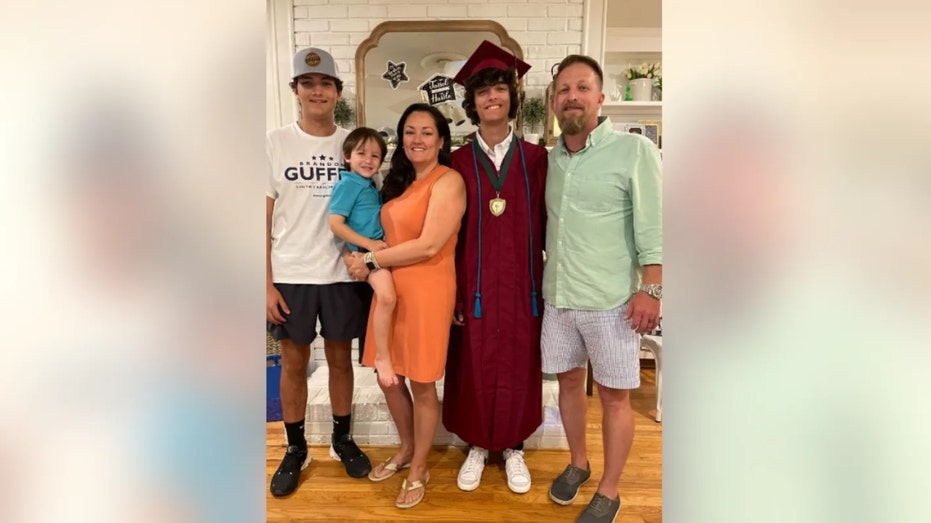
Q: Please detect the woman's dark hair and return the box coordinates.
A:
[341,127,387,172]
[380,103,452,203]
[461,67,520,126]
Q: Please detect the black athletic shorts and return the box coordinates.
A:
[267,282,373,356]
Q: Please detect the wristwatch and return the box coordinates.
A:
[641,283,662,300]
[363,251,380,271]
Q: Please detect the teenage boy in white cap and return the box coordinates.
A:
[267,47,373,497]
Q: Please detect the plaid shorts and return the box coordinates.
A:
[540,301,641,390]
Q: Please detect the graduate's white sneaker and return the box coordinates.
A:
[503,448,532,494]
[457,446,489,491]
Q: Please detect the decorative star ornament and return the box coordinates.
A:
[382,60,409,89]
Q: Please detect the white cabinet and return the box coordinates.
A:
[592,0,662,135]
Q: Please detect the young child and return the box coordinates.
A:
[329,128,398,387]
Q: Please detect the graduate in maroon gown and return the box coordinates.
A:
[443,40,547,495]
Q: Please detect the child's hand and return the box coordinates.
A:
[368,240,388,251]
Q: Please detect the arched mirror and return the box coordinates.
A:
[355,21,524,144]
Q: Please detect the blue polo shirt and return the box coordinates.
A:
[329,170,384,252]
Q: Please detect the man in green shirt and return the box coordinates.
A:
[542,54,662,523]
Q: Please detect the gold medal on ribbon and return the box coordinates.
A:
[473,138,516,219]
[490,197,506,216]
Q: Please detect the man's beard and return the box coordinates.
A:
[558,111,587,135]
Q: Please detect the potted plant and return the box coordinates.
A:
[334,97,356,129]
[522,96,546,145]
[623,62,661,101]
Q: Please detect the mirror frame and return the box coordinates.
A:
[544,81,558,146]
[354,20,524,128]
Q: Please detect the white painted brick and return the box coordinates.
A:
[566,44,581,56]
[504,18,529,31]
[308,404,329,421]
[350,33,370,45]
[355,403,378,422]
[307,388,328,405]
[295,33,312,47]
[329,46,358,60]
[568,18,582,31]
[301,5,347,19]
[467,4,509,18]
[530,18,567,31]
[508,4,547,17]
[293,0,329,5]
[309,421,331,435]
[294,19,328,33]
[348,5,386,18]
[526,71,552,89]
[387,5,427,18]
[548,4,583,17]
[335,59,354,75]
[512,31,548,45]
[568,0,584,3]
[308,433,330,445]
[427,5,468,18]
[369,0,445,3]
[547,31,581,45]
[337,0,369,4]
[545,58,567,74]
[312,32,350,45]
[300,367,570,450]
[542,435,569,449]
[329,20,369,32]
[543,404,562,425]
[358,421,388,435]
[368,435,400,446]
[526,45,568,59]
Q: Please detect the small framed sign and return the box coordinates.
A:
[418,74,457,105]
[382,60,409,89]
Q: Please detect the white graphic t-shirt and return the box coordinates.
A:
[266,123,352,284]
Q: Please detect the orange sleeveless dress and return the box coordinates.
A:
[361,166,459,383]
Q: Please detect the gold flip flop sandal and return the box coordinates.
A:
[395,472,430,510]
[367,457,411,483]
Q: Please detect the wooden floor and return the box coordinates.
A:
[267,369,661,522]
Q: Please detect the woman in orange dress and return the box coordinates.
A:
[348,103,466,509]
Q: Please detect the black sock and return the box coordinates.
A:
[284,420,306,450]
[333,413,351,439]
[510,442,524,451]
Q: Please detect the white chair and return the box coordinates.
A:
[640,334,663,422]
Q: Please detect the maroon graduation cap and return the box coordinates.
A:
[453,40,531,86]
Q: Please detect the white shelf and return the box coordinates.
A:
[603,101,661,107]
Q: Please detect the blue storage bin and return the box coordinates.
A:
[266,355,283,422]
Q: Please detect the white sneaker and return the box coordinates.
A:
[503,448,532,494]
[457,446,488,491]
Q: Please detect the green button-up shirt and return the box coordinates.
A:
[543,118,662,310]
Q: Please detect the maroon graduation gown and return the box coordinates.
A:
[442,138,547,451]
